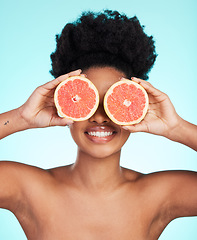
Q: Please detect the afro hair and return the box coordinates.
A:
[50,10,157,80]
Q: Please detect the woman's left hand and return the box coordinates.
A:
[122,77,181,139]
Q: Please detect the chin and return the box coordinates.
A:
[80,145,121,160]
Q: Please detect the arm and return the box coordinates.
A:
[0,69,82,140]
[122,77,197,151]
[0,161,48,212]
[0,70,84,212]
[0,161,24,211]
[122,79,197,225]
[168,170,197,218]
[0,108,29,140]
[150,170,197,219]
[167,118,197,152]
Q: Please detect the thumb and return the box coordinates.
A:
[122,123,149,133]
[50,116,74,127]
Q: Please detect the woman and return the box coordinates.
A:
[0,10,197,240]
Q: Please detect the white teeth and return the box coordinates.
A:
[87,132,113,137]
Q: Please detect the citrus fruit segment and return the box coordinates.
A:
[104,79,149,125]
[54,76,99,121]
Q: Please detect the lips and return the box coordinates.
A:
[84,125,117,143]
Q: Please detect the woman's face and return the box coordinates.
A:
[69,67,130,159]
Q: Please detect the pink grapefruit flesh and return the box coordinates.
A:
[104,79,149,125]
[54,76,99,121]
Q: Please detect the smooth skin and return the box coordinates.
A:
[0,67,197,240]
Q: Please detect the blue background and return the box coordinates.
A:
[0,0,197,239]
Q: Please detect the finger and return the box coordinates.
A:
[131,77,164,99]
[80,73,88,78]
[42,69,82,90]
[122,123,148,133]
[58,69,82,82]
[50,116,74,127]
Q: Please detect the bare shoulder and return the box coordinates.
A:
[123,167,197,187]
[0,161,53,211]
[0,161,73,181]
[0,160,51,182]
[138,169,197,190]
[127,169,197,219]
[121,167,182,194]
[121,166,144,181]
[123,168,197,235]
[146,170,197,216]
[131,169,197,198]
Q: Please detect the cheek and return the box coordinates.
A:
[69,121,91,149]
[124,130,130,140]
[119,130,130,146]
[69,124,81,143]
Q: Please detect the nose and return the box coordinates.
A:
[89,103,110,124]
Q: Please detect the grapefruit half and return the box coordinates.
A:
[54,76,99,121]
[104,79,149,125]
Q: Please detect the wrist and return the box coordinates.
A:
[16,106,32,130]
[166,117,197,151]
[164,115,184,142]
[17,105,38,130]
[0,108,30,140]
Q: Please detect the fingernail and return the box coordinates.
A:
[119,77,126,80]
[81,73,88,78]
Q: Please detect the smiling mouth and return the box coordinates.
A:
[84,126,117,143]
[85,131,116,137]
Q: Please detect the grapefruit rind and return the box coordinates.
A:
[104,79,149,125]
[54,76,99,121]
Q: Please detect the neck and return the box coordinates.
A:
[70,149,125,193]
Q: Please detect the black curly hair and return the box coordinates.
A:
[50,10,157,80]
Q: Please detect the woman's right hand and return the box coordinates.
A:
[18,69,82,129]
